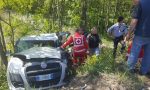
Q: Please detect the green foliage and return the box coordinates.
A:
[0,67,8,90]
[1,0,133,34]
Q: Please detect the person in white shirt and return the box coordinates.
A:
[107,16,128,58]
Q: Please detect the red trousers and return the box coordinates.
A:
[127,43,144,58]
[72,52,87,64]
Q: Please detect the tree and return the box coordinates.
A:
[80,0,88,29]
[0,21,8,67]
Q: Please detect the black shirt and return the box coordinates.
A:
[87,34,101,48]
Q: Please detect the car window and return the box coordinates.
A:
[15,40,56,53]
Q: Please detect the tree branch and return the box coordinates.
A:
[0,17,10,26]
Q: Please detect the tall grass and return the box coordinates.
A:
[77,46,145,90]
[78,47,114,75]
[0,66,8,90]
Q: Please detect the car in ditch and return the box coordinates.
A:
[7,33,71,90]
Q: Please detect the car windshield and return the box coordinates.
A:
[15,40,56,53]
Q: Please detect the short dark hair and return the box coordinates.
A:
[75,28,79,32]
[118,16,124,22]
[76,27,85,32]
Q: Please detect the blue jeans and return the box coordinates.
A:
[90,47,100,56]
[127,36,150,74]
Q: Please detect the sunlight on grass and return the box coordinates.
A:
[101,37,113,49]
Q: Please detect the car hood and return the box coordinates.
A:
[14,47,61,59]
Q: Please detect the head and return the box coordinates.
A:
[118,16,124,23]
[91,27,98,34]
[76,27,85,34]
[133,0,139,5]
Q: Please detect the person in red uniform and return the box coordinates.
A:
[126,40,144,63]
[61,27,88,65]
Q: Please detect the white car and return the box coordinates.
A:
[7,33,70,90]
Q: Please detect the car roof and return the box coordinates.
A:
[20,33,58,41]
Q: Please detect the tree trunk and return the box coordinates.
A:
[0,22,8,67]
[58,0,65,32]
[52,0,55,32]
[113,0,119,24]
[8,11,15,52]
[0,23,6,52]
[80,0,88,29]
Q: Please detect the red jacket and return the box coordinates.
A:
[61,32,88,53]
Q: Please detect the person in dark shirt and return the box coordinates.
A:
[126,0,150,75]
[87,27,102,56]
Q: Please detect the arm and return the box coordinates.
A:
[107,25,114,35]
[97,35,102,44]
[124,20,138,42]
[99,37,102,44]
[61,36,73,49]
[83,36,88,49]
[125,19,138,41]
[126,3,141,41]
[126,19,138,38]
[86,34,90,43]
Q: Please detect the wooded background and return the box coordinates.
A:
[0,0,132,67]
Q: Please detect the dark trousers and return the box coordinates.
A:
[113,35,126,58]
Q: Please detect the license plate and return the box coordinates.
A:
[36,74,53,81]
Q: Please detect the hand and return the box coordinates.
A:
[126,33,131,41]
[86,50,90,55]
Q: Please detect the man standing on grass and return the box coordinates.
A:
[107,16,128,58]
[126,0,150,75]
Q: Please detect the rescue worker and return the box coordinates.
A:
[61,27,88,65]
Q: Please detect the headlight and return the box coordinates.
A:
[8,57,24,88]
[8,57,23,74]
[9,73,24,88]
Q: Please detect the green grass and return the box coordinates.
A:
[0,66,8,90]
[101,35,113,46]
[76,46,145,90]
[78,47,114,75]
